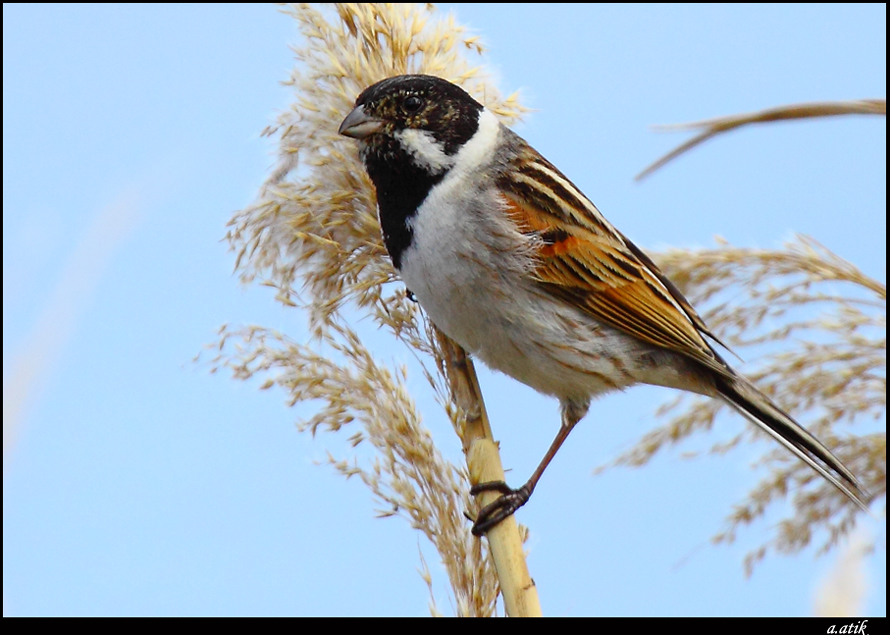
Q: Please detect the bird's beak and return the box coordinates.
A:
[339,105,384,139]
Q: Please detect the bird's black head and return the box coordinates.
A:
[339,74,484,160]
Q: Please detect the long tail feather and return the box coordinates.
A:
[716,376,871,514]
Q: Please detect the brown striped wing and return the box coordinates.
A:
[498,148,731,378]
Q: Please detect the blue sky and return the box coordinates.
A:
[3,4,885,616]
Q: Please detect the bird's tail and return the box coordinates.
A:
[716,375,871,513]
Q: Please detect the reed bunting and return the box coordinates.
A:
[339,75,870,535]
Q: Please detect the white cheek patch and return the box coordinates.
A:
[406,107,504,248]
[396,129,455,174]
[412,108,501,213]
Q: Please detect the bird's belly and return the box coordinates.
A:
[399,233,643,401]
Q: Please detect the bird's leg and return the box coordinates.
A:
[470,400,588,536]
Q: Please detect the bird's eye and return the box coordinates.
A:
[402,95,423,114]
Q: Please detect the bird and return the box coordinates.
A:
[338,74,870,536]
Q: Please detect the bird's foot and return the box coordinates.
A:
[469,481,533,536]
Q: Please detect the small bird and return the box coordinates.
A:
[339,74,870,535]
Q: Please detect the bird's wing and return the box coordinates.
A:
[497,144,732,378]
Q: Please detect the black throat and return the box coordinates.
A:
[361,140,445,270]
